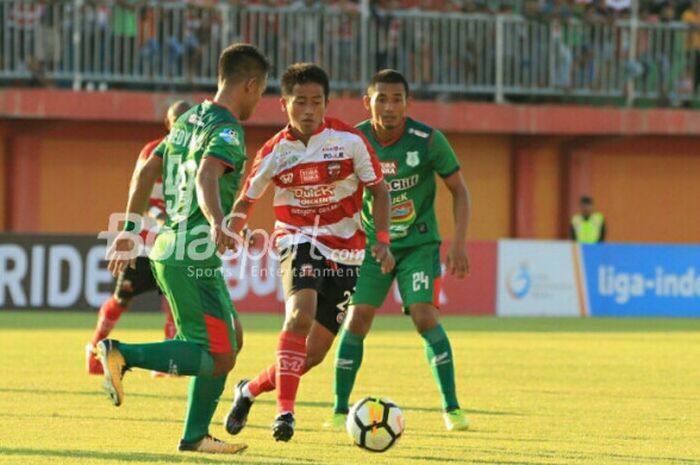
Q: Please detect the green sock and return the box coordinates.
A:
[182,374,227,444]
[333,329,364,413]
[119,340,214,377]
[421,325,460,411]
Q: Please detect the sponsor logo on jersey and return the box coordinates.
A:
[292,185,335,206]
[327,162,341,180]
[391,200,416,223]
[391,192,409,205]
[219,128,239,145]
[408,127,430,138]
[300,167,320,183]
[279,172,294,184]
[279,153,300,171]
[406,150,420,167]
[187,114,199,125]
[381,161,398,176]
[386,174,419,192]
[322,145,345,159]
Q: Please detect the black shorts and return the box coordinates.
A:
[115,256,161,300]
[280,242,359,335]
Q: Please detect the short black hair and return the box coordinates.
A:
[580,195,593,205]
[218,43,271,85]
[367,69,410,96]
[281,63,330,100]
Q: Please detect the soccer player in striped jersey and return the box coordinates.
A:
[223,63,395,442]
[327,69,471,431]
[86,100,190,376]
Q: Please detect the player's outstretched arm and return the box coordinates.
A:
[366,181,395,274]
[196,157,234,253]
[442,171,471,279]
[107,154,163,276]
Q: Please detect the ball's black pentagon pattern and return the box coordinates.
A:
[350,396,403,452]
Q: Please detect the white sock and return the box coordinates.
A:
[242,383,254,400]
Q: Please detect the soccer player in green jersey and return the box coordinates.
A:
[327,69,472,431]
[102,43,270,454]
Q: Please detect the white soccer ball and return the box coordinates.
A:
[346,396,405,452]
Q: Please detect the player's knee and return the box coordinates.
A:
[346,307,373,336]
[212,353,236,377]
[410,306,439,333]
[284,309,313,334]
[113,294,132,307]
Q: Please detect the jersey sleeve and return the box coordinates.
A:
[352,133,383,186]
[152,138,167,158]
[202,123,247,170]
[429,130,461,178]
[241,145,276,202]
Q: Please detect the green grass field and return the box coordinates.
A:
[1,311,699,465]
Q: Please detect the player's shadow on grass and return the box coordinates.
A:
[0,411,183,425]
[256,398,333,409]
[0,447,327,465]
[0,387,337,408]
[404,404,522,416]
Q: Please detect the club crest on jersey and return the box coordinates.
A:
[280,172,294,184]
[406,151,420,167]
[219,128,239,145]
[327,162,341,180]
[381,161,397,176]
[300,167,320,183]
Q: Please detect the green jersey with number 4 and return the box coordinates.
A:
[151,100,247,268]
[357,118,460,249]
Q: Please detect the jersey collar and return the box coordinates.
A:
[371,118,407,148]
[282,118,328,141]
[205,99,237,121]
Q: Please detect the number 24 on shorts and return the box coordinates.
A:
[412,272,429,291]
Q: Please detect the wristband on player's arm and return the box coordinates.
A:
[376,230,391,245]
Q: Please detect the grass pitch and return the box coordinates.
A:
[0,311,699,465]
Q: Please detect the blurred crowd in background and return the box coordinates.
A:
[4,0,700,106]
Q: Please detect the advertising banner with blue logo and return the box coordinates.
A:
[497,240,582,317]
[581,244,700,317]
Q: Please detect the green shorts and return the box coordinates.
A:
[351,243,442,313]
[151,261,238,354]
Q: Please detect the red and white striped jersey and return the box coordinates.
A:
[242,117,384,265]
[135,137,166,255]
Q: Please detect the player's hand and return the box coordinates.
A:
[371,243,395,274]
[211,223,236,254]
[446,245,470,279]
[107,231,138,277]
